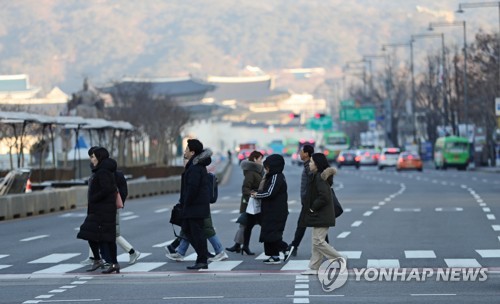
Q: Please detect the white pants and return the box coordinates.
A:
[309,227,342,270]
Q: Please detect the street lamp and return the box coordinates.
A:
[429,21,469,138]
[457,1,500,93]
[382,42,416,144]
[411,33,450,129]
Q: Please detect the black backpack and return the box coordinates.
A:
[208,172,218,204]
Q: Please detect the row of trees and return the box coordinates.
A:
[343,30,498,165]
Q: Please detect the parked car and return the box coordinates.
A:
[356,149,379,166]
[378,147,400,170]
[396,151,423,172]
[336,150,359,169]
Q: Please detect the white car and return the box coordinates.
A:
[378,148,401,170]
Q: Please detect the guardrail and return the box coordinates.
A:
[0,160,231,221]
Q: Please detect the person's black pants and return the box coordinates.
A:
[264,239,288,257]
[243,213,259,247]
[182,218,208,264]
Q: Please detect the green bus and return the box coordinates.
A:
[434,136,470,170]
[320,131,350,162]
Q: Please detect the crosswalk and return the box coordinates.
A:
[0,249,499,274]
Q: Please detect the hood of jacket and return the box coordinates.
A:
[240,159,264,174]
[320,167,337,186]
[263,154,285,176]
[192,148,213,167]
[92,157,117,173]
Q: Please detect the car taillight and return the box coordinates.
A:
[380,155,386,160]
[338,156,345,162]
[238,154,244,160]
[355,156,361,161]
[407,155,413,160]
[324,150,329,156]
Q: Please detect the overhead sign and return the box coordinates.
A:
[340,107,375,122]
[341,99,355,108]
[306,117,333,130]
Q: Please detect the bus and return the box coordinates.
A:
[320,131,350,162]
[434,136,470,170]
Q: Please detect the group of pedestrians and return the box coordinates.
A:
[76,138,345,274]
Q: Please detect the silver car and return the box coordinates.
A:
[378,148,401,170]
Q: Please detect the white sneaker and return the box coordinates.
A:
[301,269,318,275]
[165,252,185,262]
[129,251,141,265]
[80,257,94,265]
[208,251,229,262]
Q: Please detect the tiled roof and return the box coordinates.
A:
[206,75,289,102]
[117,77,215,97]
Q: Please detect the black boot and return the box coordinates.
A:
[226,243,241,253]
[241,246,255,255]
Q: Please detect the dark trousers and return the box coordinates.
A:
[243,213,259,247]
[90,241,117,263]
[264,239,288,257]
[182,218,208,264]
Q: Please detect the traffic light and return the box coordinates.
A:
[289,113,300,119]
[314,113,326,119]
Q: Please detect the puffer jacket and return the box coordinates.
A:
[180,149,212,219]
[240,159,264,213]
[300,167,337,228]
[77,158,118,242]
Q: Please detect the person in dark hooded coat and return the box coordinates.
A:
[77,147,120,274]
[251,154,292,264]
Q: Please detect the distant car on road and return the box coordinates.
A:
[336,150,359,169]
[356,149,379,166]
[378,147,401,170]
[396,151,423,172]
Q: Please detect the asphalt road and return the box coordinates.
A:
[1,159,499,303]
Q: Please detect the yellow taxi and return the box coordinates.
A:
[396,152,423,172]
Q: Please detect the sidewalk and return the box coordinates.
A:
[470,165,500,173]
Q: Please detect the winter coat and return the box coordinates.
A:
[300,167,337,228]
[254,154,288,243]
[240,159,264,213]
[300,159,311,202]
[77,158,118,242]
[180,149,212,219]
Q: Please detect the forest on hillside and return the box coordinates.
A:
[0,0,495,93]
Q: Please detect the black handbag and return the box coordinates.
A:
[170,203,183,226]
[331,188,343,218]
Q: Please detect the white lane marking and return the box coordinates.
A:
[49,289,66,293]
[281,260,310,270]
[29,253,80,264]
[295,284,309,289]
[33,264,84,274]
[293,299,310,304]
[70,280,89,284]
[20,235,49,242]
[163,296,224,300]
[487,214,496,220]
[154,208,169,213]
[351,221,362,227]
[200,261,242,271]
[221,196,231,200]
[294,290,310,296]
[492,225,500,231]
[184,253,197,261]
[404,250,436,258]
[394,208,421,212]
[230,210,240,214]
[117,252,151,263]
[483,207,491,212]
[121,215,139,221]
[337,232,351,238]
[339,251,362,259]
[411,294,456,296]
[366,259,400,268]
[120,211,134,216]
[152,241,173,248]
[211,210,222,214]
[60,285,77,289]
[444,259,482,267]
[363,211,373,216]
[122,262,166,272]
[479,203,487,207]
[372,206,380,210]
[476,249,500,258]
[435,207,463,212]
[378,202,386,206]
[0,254,8,259]
[288,200,298,205]
[343,208,352,212]
[35,295,54,299]
[0,265,12,270]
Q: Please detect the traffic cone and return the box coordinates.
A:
[25,179,32,193]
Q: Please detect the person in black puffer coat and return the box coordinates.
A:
[252,154,291,265]
[77,147,120,274]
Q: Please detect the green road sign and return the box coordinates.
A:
[306,117,333,130]
[341,99,355,108]
[340,107,375,122]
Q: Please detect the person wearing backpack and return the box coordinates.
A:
[80,147,141,267]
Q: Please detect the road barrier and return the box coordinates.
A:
[0,160,231,221]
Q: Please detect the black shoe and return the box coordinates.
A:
[165,244,176,254]
[101,263,120,274]
[207,252,215,258]
[241,246,255,255]
[187,263,208,270]
[86,259,104,272]
[226,243,241,253]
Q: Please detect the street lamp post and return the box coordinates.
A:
[457,1,500,93]
[412,33,449,129]
[429,21,468,138]
[382,42,417,144]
